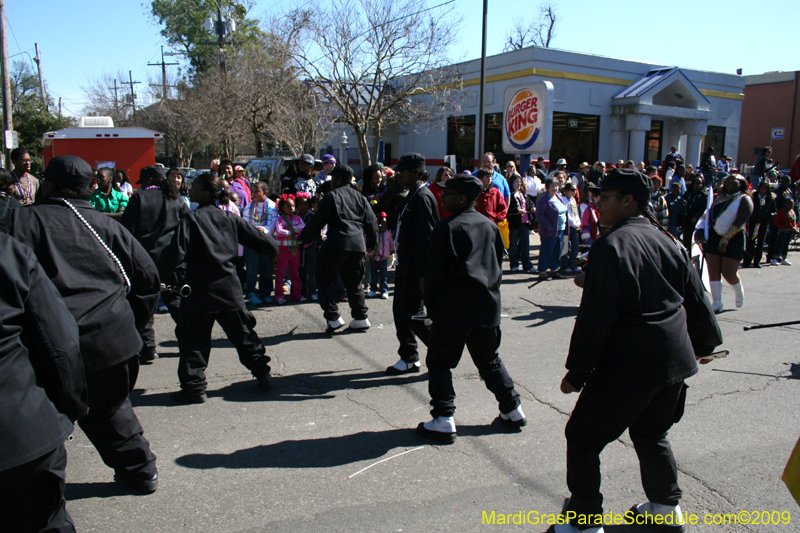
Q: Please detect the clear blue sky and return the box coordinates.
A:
[9,0,799,118]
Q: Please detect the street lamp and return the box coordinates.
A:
[339,132,348,165]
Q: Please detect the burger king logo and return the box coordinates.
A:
[505,89,541,150]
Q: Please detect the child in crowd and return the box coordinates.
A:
[217,180,241,215]
[274,194,306,303]
[773,198,798,266]
[297,192,319,301]
[367,212,394,298]
[561,181,582,272]
[580,189,599,245]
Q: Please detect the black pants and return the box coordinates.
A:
[744,220,769,267]
[426,324,520,418]
[392,275,431,363]
[765,222,779,262]
[564,381,686,528]
[300,244,318,299]
[176,308,271,394]
[0,444,74,533]
[139,271,182,358]
[78,358,157,483]
[316,249,368,322]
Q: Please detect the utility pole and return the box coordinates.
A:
[477,0,488,164]
[0,0,12,168]
[58,97,62,119]
[148,46,179,162]
[148,46,179,101]
[34,43,47,111]
[124,70,141,122]
[201,1,234,74]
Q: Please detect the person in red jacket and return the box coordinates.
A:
[773,198,798,265]
[474,169,507,223]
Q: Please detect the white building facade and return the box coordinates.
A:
[369,46,745,175]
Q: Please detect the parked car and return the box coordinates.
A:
[244,157,303,195]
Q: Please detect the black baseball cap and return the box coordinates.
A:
[588,168,652,204]
[44,155,93,191]
[138,165,167,184]
[444,175,483,201]
[394,153,426,173]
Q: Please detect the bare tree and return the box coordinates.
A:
[279,0,462,171]
[503,2,558,51]
[81,70,145,124]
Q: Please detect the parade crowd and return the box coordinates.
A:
[0,141,797,533]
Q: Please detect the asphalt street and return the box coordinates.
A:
[65,246,800,533]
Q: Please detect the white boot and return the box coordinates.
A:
[710,280,723,313]
[416,416,457,444]
[732,281,744,308]
[630,502,685,529]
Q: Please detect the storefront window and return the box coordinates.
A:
[645,121,663,166]
[549,112,600,171]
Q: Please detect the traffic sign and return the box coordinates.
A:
[771,128,785,140]
[4,130,18,150]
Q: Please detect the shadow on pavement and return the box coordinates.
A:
[129,370,428,407]
[512,300,579,327]
[219,369,428,402]
[175,423,522,470]
[65,481,139,501]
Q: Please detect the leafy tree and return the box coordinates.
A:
[148,0,265,76]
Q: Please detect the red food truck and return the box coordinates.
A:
[42,117,163,180]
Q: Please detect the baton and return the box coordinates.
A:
[697,349,729,365]
[743,320,800,331]
[412,314,509,321]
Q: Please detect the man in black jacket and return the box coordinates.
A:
[416,176,525,444]
[386,153,439,375]
[8,155,161,495]
[551,169,722,533]
[300,164,379,333]
[173,173,279,403]
[0,233,88,533]
[121,165,189,363]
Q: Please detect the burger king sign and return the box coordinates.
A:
[501,81,553,154]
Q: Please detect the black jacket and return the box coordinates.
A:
[394,184,439,280]
[0,233,89,471]
[750,192,777,223]
[181,203,278,313]
[120,188,189,280]
[425,206,503,328]
[566,217,722,390]
[9,198,160,374]
[300,185,378,253]
[0,194,21,234]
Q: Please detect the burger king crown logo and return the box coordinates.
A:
[505,89,541,150]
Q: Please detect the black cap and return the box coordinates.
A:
[138,165,167,184]
[444,175,483,201]
[44,155,93,191]
[330,163,354,183]
[394,153,426,173]
[588,168,652,204]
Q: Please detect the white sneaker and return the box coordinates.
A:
[386,359,421,375]
[380,292,389,299]
[499,406,527,427]
[628,502,684,529]
[782,259,792,266]
[326,317,346,333]
[367,290,377,298]
[349,318,370,330]
[771,259,781,266]
[510,266,520,272]
[416,416,457,444]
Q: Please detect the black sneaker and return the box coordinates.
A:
[115,472,158,494]
[170,390,207,404]
[256,374,274,391]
